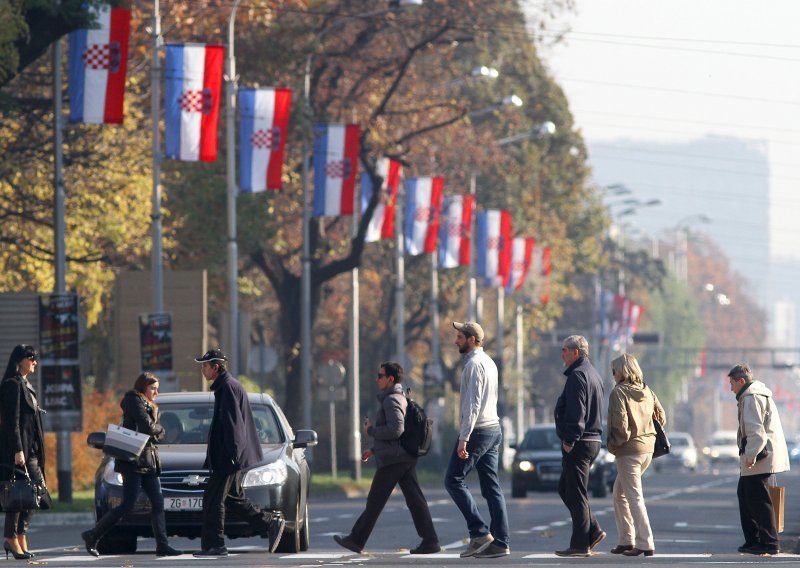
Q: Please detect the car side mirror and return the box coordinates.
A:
[293,429,318,448]
[87,431,106,450]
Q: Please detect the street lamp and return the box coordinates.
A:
[300,0,423,434]
[673,214,711,284]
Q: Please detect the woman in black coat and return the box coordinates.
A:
[0,345,46,560]
[80,373,181,557]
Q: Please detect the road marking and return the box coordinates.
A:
[430,517,451,523]
[442,539,466,550]
[523,552,713,558]
[280,553,353,559]
[674,521,737,530]
[313,516,330,522]
[400,553,461,558]
[45,556,111,562]
[336,513,354,518]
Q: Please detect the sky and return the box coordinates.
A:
[530,0,800,264]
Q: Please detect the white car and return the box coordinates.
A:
[654,431,698,471]
[702,430,740,465]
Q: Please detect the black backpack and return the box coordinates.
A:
[399,388,433,457]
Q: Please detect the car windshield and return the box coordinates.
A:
[158,403,285,444]
[711,436,737,446]
[520,428,561,451]
[671,436,690,447]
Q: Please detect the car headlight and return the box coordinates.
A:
[711,450,720,458]
[242,461,288,487]
[702,447,711,455]
[518,460,534,472]
[103,460,123,486]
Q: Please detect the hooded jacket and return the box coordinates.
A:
[736,380,790,477]
[607,382,665,457]
[115,390,165,475]
[367,383,415,468]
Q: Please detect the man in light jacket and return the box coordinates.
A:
[729,363,790,556]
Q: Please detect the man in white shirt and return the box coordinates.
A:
[444,321,510,559]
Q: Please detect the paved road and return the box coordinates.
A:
[19,466,800,566]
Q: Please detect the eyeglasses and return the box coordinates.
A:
[376,372,387,379]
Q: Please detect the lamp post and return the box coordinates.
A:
[225,0,242,376]
[300,0,424,435]
[151,0,163,315]
[673,214,711,285]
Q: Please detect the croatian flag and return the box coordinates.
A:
[439,195,474,268]
[506,237,535,291]
[361,158,402,242]
[313,124,360,217]
[540,246,552,305]
[68,4,130,124]
[164,43,224,162]
[404,177,444,256]
[476,209,512,287]
[239,88,292,192]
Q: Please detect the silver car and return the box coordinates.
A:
[654,431,697,472]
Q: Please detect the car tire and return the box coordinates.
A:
[591,480,607,498]
[275,497,302,553]
[511,477,526,498]
[97,529,137,555]
[299,502,310,551]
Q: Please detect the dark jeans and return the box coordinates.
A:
[3,457,43,539]
[737,473,778,548]
[200,470,267,550]
[558,440,602,549]
[349,460,438,549]
[91,471,168,548]
[444,426,509,548]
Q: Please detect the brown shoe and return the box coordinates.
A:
[610,545,634,554]
[622,548,654,557]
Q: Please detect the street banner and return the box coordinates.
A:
[239,87,292,191]
[164,43,224,162]
[439,194,474,268]
[506,237,535,291]
[476,209,512,287]
[139,313,173,373]
[361,158,402,242]
[68,4,130,124]
[39,294,82,432]
[313,123,360,216]
[404,176,444,255]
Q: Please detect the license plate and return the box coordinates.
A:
[540,473,559,481]
[167,497,203,510]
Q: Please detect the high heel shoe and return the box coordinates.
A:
[3,543,32,560]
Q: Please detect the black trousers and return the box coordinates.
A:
[558,440,602,549]
[737,473,778,548]
[4,457,43,539]
[200,470,267,550]
[349,460,438,549]
[90,471,168,549]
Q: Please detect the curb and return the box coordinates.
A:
[35,512,94,527]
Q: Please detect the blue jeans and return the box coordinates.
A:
[444,426,509,548]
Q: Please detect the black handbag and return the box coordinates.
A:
[653,417,670,458]
[0,468,38,512]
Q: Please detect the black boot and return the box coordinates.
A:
[81,530,99,557]
[152,510,182,556]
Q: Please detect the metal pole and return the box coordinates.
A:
[395,179,405,362]
[330,401,337,479]
[225,0,241,376]
[430,252,440,377]
[349,208,361,480]
[151,0,163,314]
[301,55,313,431]
[515,303,524,442]
[53,15,72,503]
[468,173,477,322]
[496,286,505,415]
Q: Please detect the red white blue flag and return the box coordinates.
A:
[476,209,512,287]
[313,124,360,217]
[404,177,444,255]
[361,158,402,242]
[68,4,130,124]
[439,195,474,268]
[164,43,224,162]
[239,87,292,191]
[506,237,535,291]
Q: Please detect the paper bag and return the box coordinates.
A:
[768,484,784,533]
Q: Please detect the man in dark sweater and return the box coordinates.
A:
[192,349,285,557]
[553,335,606,557]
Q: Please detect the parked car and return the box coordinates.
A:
[510,424,616,499]
[86,392,318,554]
[702,430,740,466]
[654,431,698,472]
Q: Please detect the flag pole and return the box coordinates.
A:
[151,0,163,314]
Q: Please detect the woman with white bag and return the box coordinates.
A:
[80,373,181,557]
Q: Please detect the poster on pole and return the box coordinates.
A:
[139,313,174,380]
[39,294,82,432]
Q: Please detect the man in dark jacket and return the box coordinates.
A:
[553,335,606,557]
[193,349,285,557]
[333,362,440,554]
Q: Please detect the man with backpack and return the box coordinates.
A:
[333,362,440,554]
[445,321,510,558]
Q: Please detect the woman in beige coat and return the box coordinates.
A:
[606,354,665,557]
